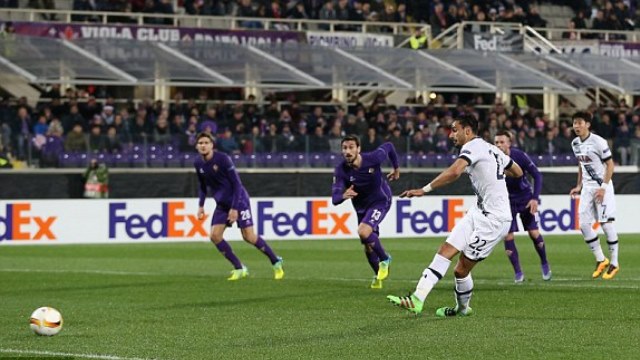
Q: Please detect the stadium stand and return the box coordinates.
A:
[1,1,640,168]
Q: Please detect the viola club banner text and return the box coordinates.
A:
[0,196,637,244]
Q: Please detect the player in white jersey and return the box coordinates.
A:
[569,112,619,280]
[387,115,523,317]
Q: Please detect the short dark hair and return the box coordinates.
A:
[572,111,592,123]
[455,114,479,134]
[341,134,360,147]
[496,130,512,141]
[196,132,215,142]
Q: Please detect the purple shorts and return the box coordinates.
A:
[510,198,539,233]
[211,201,254,229]
[356,201,391,234]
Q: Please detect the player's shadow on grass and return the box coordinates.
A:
[153,289,345,310]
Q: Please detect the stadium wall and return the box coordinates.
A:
[0,195,637,244]
[1,170,639,199]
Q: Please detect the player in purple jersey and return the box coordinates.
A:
[494,130,551,282]
[332,135,400,289]
[194,132,284,281]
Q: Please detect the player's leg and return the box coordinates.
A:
[358,204,391,281]
[597,184,619,279]
[436,213,510,318]
[601,222,619,279]
[387,242,459,315]
[435,254,478,317]
[209,216,246,280]
[387,213,471,314]
[355,211,382,288]
[241,225,284,280]
[504,231,524,282]
[579,187,609,277]
[521,209,551,280]
[504,203,523,282]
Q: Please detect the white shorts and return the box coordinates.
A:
[446,207,511,261]
[579,182,617,224]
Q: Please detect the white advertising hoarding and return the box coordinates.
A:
[0,195,637,245]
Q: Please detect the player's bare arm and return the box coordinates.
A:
[197,206,205,220]
[400,158,467,198]
[505,161,523,178]
[570,166,583,198]
[595,158,615,203]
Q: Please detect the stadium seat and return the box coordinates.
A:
[148,153,165,168]
[130,153,147,168]
[181,152,197,167]
[96,152,114,167]
[416,154,436,168]
[59,152,81,168]
[231,153,249,168]
[165,153,182,168]
[435,154,449,168]
[78,153,89,167]
[112,153,129,168]
[309,153,328,168]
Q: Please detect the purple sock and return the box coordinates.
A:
[365,233,389,262]
[215,240,243,269]
[504,240,522,274]
[365,247,380,274]
[532,234,548,265]
[254,236,279,264]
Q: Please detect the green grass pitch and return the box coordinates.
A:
[1,235,639,359]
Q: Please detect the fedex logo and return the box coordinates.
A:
[0,203,57,241]
[396,199,465,234]
[109,202,208,239]
[257,200,351,236]
[539,198,598,232]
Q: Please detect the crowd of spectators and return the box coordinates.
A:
[1,86,639,168]
[3,1,640,39]
[563,0,640,39]
[2,0,550,33]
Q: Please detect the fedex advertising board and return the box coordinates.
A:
[0,196,637,244]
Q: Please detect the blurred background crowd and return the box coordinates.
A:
[1,87,639,167]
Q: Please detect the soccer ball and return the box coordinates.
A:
[29,307,63,336]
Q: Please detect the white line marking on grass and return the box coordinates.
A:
[0,348,153,360]
[2,268,638,290]
[0,268,160,276]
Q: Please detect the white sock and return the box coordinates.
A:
[581,223,605,262]
[602,222,619,267]
[414,254,451,302]
[455,274,473,314]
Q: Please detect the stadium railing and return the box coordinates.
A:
[0,8,428,36]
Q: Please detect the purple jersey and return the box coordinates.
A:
[195,151,249,210]
[505,147,542,202]
[332,142,399,210]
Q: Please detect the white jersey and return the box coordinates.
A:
[458,137,513,222]
[571,133,612,187]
